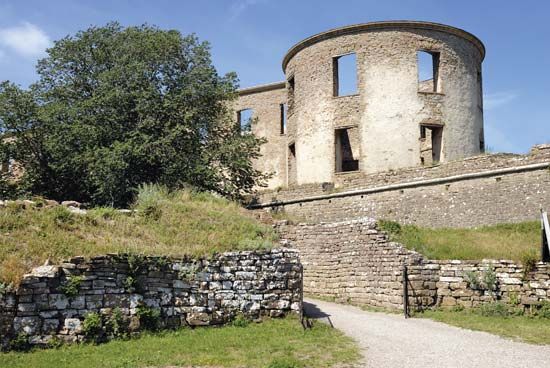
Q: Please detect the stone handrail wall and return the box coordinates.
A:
[251,145,550,228]
[0,249,302,349]
[276,218,550,310]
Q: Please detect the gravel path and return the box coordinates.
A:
[304,298,550,368]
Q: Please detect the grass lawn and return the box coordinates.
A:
[0,318,360,368]
[378,220,540,261]
[0,186,276,286]
[416,309,550,345]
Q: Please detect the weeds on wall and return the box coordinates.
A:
[123,253,148,292]
[136,305,160,331]
[8,333,30,352]
[60,275,83,298]
[464,271,482,290]
[0,281,13,295]
[82,308,128,343]
[463,266,497,296]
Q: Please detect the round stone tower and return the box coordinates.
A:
[282,21,485,185]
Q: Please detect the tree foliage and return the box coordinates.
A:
[0,23,267,206]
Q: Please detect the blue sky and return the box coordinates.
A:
[0,0,548,153]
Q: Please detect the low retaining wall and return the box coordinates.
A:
[276,219,550,310]
[0,249,302,349]
[252,145,550,228]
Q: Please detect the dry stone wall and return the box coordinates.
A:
[252,146,550,228]
[0,249,301,350]
[276,218,550,311]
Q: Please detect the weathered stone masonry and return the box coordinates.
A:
[238,21,485,189]
[252,145,550,228]
[0,249,301,349]
[276,218,550,311]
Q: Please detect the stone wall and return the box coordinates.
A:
[251,146,550,228]
[236,83,287,189]
[276,218,550,311]
[0,249,301,349]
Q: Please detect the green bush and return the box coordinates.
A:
[60,276,83,298]
[134,184,170,220]
[377,220,402,236]
[231,313,251,328]
[482,266,497,292]
[534,301,550,319]
[136,305,160,331]
[464,271,481,290]
[50,206,74,226]
[105,308,126,338]
[478,302,509,317]
[86,207,119,223]
[82,313,103,342]
[521,250,538,280]
[9,333,30,352]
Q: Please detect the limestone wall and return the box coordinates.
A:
[252,146,550,228]
[235,83,287,189]
[283,22,484,182]
[0,249,301,349]
[276,218,550,311]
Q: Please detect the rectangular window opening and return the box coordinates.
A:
[237,108,253,132]
[333,53,358,97]
[419,125,443,166]
[287,76,295,115]
[479,130,485,152]
[335,127,360,172]
[288,143,297,185]
[417,51,440,93]
[280,103,287,135]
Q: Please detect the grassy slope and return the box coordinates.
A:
[378,220,540,261]
[417,309,550,345]
[0,318,360,368]
[0,188,276,285]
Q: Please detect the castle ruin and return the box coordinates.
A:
[236,21,485,189]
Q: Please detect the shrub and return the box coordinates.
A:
[134,184,170,220]
[534,301,550,319]
[82,312,103,342]
[46,336,64,349]
[123,276,136,293]
[105,308,126,338]
[136,305,160,331]
[60,275,83,298]
[450,304,465,313]
[482,266,497,293]
[86,207,119,224]
[231,313,251,328]
[464,271,481,290]
[521,250,538,280]
[478,302,508,317]
[9,333,30,352]
[509,291,521,306]
[0,281,12,295]
[50,206,74,226]
[377,220,402,236]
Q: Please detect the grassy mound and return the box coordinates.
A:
[0,185,276,286]
[0,317,360,368]
[378,220,540,262]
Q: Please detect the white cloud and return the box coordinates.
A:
[230,0,268,20]
[483,91,519,110]
[0,22,51,57]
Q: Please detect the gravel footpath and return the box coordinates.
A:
[304,298,550,368]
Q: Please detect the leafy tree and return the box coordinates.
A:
[0,23,268,206]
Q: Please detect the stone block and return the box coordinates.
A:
[13,316,41,335]
[49,294,69,310]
